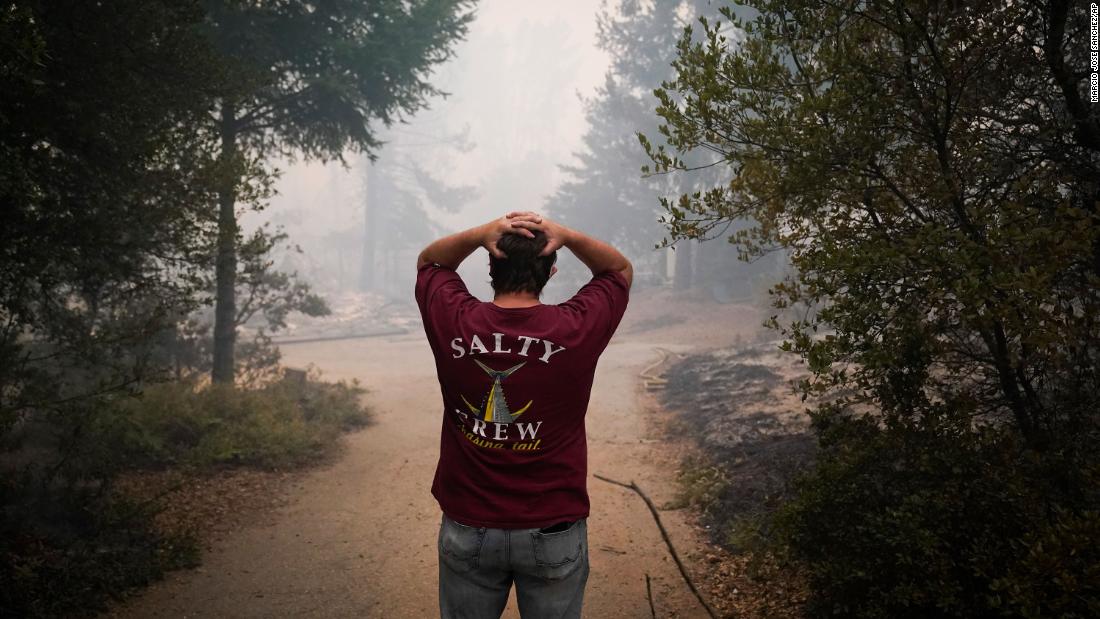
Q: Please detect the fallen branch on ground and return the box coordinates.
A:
[646,573,657,619]
[594,473,721,619]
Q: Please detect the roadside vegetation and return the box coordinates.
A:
[1,1,472,616]
[3,371,368,617]
[100,376,369,472]
[647,1,1099,617]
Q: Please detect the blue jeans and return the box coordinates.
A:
[437,514,589,619]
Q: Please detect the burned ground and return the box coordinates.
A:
[660,342,818,550]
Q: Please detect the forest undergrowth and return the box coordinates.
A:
[1,368,369,618]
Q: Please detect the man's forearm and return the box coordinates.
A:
[562,227,633,284]
[417,223,490,270]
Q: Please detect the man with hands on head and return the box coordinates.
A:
[414,212,631,619]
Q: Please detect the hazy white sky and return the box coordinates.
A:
[261,0,611,250]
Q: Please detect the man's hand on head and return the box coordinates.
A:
[417,213,541,271]
[506,212,571,256]
[483,213,538,259]
[508,212,631,286]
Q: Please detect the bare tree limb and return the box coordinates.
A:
[646,573,658,619]
[594,473,722,619]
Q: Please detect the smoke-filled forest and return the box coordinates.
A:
[2,1,1098,617]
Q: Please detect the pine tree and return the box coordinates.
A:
[547,0,744,290]
[202,0,476,384]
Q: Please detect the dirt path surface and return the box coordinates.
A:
[106,294,761,618]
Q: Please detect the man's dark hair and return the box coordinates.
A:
[490,231,557,296]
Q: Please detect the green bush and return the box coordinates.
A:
[771,412,1100,618]
[672,454,731,515]
[97,376,369,470]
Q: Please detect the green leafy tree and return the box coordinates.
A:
[171,225,334,386]
[1,2,232,614]
[549,0,775,292]
[1,0,224,436]
[202,0,476,383]
[644,0,1100,615]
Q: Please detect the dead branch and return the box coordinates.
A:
[594,474,721,619]
[646,573,657,619]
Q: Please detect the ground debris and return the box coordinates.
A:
[657,339,818,617]
[269,291,420,343]
[109,464,314,550]
[660,342,817,486]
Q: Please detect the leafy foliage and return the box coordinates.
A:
[95,375,369,471]
[204,0,478,162]
[1,0,464,613]
[204,0,478,382]
[1,372,367,617]
[1,0,223,432]
[549,0,781,293]
[644,0,1100,615]
[774,415,1100,618]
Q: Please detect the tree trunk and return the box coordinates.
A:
[211,103,238,385]
[673,239,694,291]
[360,161,379,292]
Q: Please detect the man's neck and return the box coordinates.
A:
[492,291,541,308]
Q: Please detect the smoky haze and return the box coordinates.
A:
[255,0,607,305]
[253,0,783,320]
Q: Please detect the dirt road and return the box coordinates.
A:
[107,297,760,618]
